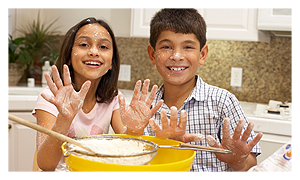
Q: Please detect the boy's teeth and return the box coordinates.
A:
[170,67,185,71]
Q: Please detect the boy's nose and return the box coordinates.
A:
[170,50,184,61]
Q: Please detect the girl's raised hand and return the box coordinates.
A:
[118,79,163,135]
[41,65,91,120]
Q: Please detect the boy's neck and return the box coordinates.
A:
[163,76,197,109]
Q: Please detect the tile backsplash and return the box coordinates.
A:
[116,36,291,104]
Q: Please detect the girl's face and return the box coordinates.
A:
[71,23,113,83]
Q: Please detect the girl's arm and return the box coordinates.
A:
[36,110,73,171]
[36,65,90,171]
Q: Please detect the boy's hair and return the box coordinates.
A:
[150,8,207,51]
[55,17,120,103]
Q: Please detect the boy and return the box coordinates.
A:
[144,9,263,172]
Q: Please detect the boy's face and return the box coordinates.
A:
[148,30,208,86]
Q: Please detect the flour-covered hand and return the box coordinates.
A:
[41,65,91,120]
[206,118,263,171]
[149,106,204,143]
[118,79,163,135]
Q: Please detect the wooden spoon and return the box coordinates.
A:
[8,113,96,153]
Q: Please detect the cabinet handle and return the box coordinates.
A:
[8,124,12,130]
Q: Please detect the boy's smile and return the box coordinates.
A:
[148,30,208,86]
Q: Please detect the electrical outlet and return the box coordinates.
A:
[119,64,131,82]
[230,67,242,87]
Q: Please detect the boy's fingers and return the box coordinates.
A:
[222,118,231,140]
[178,110,187,129]
[232,119,245,140]
[149,119,161,132]
[170,106,178,128]
[206,135,220,148]
[160,109,169,129]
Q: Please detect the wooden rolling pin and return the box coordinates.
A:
[8,113,96,153]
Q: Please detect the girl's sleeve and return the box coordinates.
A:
[32,87,59,118]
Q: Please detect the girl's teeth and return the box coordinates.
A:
[85,61,100,66]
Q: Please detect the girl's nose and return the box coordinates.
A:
[88,46,99,57]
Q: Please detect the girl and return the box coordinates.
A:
[32,17,163,171]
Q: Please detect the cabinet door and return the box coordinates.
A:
[257,9,291,31]
[198,8,269,42]
[8,112,36,171]
[131,8,269,42]
[130,8,160,37]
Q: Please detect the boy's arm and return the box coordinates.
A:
[206,118,263,171]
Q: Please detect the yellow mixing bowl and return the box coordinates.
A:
[61,134,196,171]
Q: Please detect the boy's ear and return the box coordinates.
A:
[199,44,208,65]
[147,44,156,65]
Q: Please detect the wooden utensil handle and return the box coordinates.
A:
[8,113,95,153]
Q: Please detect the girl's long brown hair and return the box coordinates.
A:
[55,17,120,103]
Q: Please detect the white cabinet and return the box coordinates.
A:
[9,112,37,171]
[257,9,291,31]
[131,8,270,42]
[131,9,160,38]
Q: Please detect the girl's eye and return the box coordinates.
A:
[79,43,88,47]
[100,45,108,49]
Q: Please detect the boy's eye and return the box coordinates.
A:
[184,46,194,49]
[161,46,171,49]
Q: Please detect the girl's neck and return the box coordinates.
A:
[163,78,196,109]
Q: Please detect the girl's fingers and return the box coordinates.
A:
[146,84,158,107]
[118,94,126,116]
[131,80,142,102]
[63,64,72,85]
[150,99,163,116]
[51,65,63,89]
[139,79,150,102]
[44,72,57,94]
[78,80,91,99]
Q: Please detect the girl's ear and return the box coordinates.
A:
[147,44,156,65]
[199,44,208,65]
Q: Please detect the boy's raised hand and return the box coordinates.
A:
[206,118,263,171]
[118,79,163,135]
[149,106,204,143]
[41,65,91,120]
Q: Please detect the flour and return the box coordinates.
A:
[67,138,157,165]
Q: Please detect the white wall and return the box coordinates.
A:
[11,8,131,37]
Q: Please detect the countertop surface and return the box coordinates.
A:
[9,86,292,136]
